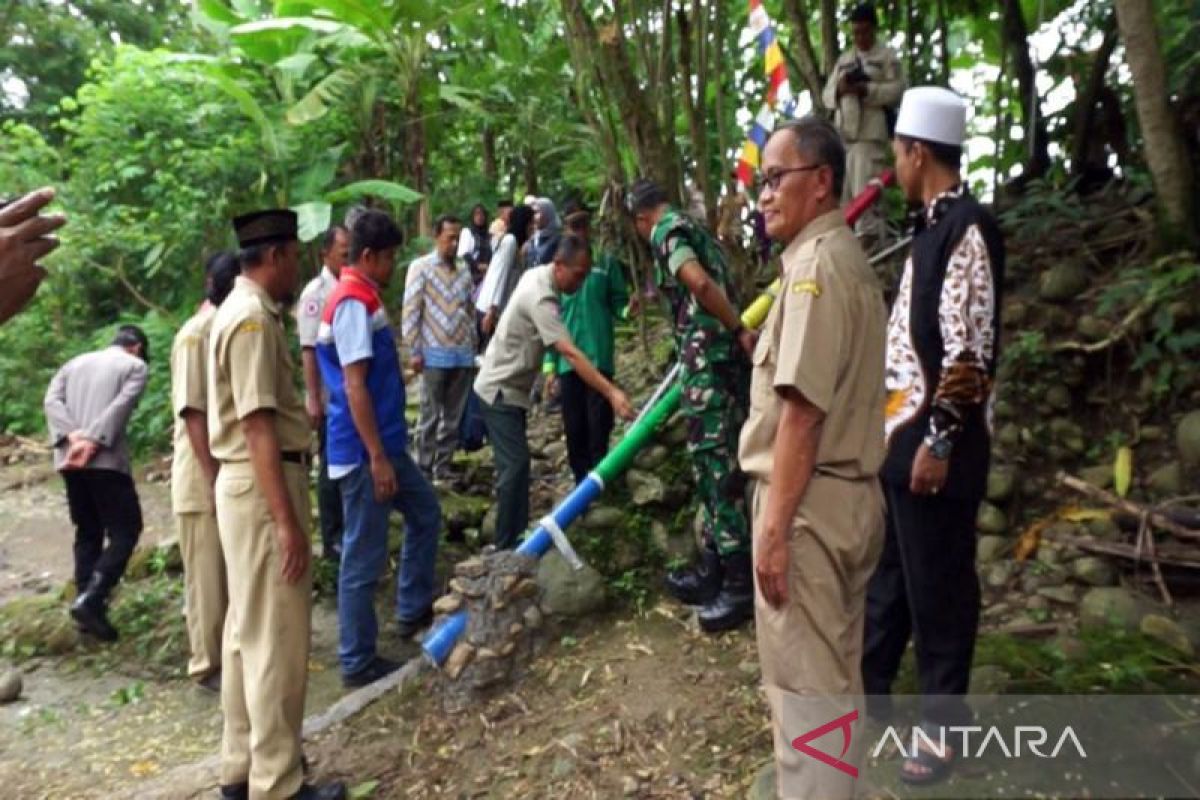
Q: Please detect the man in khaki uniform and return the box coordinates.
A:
[170,251,239,692]
[738,117,887,799]
[209,209,345,800]
[821,2,905,239]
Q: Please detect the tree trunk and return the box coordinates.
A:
[1001,0,1050,180]
[482,124,498,185]
[1070,15,1120,175]
[560,0,682,201]
[936,0,951,84]
[403,93,431,238]
[678,4,713,224]
[819,0,838,77]
[523,145,538,196]
[780,0,827,112]
[1114,0,1196,240]
[713,0,733,193]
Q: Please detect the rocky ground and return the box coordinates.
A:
[1,184,1199,798]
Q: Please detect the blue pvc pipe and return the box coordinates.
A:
[423,474,605,664]
[422,608,467,665]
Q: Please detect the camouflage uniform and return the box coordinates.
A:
[650,209,750,556]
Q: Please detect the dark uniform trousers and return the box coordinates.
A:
[65,469,143,595]
[862,479,982,726]
[316,424,344,559]
[559,370,614,484]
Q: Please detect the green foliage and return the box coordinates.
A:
[1098,254,1200,404]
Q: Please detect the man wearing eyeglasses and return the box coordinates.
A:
[629,179,756,634]
[738,116,887,799]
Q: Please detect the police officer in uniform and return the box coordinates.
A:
[209,209,345,800]
[862,87,1004,786]
[170,251,239,692]
[739,117,888,799]
[628,179,756,633]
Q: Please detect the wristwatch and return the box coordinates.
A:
[923,433,953,461]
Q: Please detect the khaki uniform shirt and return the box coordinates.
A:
[473,265,569,410]
[738,210,887,483]
[208,276,311,462]
[170,304,215,513]
[820,43,905,144]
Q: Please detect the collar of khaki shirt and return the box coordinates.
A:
[779,208,846,267]
[234,274,283,319]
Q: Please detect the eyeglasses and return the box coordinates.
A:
[755,164,825,194]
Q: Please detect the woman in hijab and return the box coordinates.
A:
[459,203,493,284]
[526,198,562,269]
[475,203,535,336]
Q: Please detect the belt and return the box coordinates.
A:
[281,451,310,466]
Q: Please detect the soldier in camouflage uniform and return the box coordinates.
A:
[629,179,758,633]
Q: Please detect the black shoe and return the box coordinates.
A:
[697,551,754,633]
[198,670,222,694]
[395,607,434,639]
[289,783,347,800]
[342,656,402,689]
[664,545,722,606]
[69,576,118,642]
[217,782,248,800]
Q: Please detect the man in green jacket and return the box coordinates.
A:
[544,200,632,483]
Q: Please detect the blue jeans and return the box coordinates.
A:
[337,452,441,677]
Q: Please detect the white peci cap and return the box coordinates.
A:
[894,86,967,146]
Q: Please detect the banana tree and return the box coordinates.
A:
[188,0,428,236]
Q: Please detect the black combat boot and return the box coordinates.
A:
[290,782,348,800]
[697,551,754,633]
[664,543,722,606]
[217,782,248,800]
[70,573,119,642]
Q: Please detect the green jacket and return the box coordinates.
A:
[544,251,629,376]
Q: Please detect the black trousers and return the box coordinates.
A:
[64,469,143,599]
[559,370,614,485]
[862,479,982,726]
[317,424,344,560]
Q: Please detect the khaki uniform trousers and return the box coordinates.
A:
[177,510,228,679]
[843,140,889,242]
[215,460,313,799]
[752,474,885,800]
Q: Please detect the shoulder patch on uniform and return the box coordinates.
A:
[235,319,263,335]
[303,299,320,318]
[791,280,822,297]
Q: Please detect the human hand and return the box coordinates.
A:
[481,309,498,336]
[626,294,642,318]
[275,518,311,584]
[736,327,759,360]
[410,354,424,374]
[305,395,324,431]
[755,526,789,609]
[0,188,63,325]
[545,373,557,400]
[369,451,398,502]
[909,442,949,496]
[63,433,99,469]
[608,388,635,421]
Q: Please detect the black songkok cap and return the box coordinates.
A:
[848,2,878,25]
[233,209,299,248]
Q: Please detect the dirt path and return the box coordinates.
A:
[296,607,772,799]
[0,450,356,799]
[0,454,172,604]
